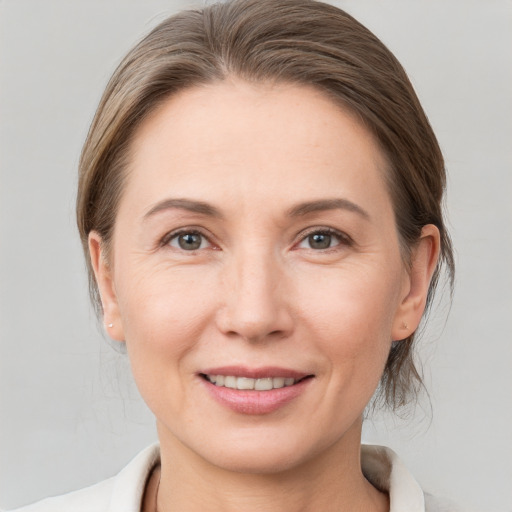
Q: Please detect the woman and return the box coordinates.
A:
[9,0,457,510]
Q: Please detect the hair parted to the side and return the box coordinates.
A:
[77,0,454,411]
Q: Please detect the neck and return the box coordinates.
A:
[153,418,388,512]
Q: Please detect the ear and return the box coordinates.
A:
[88,231,125,342]
[392,224,441,341]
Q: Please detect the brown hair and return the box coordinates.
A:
[77,0,454,410]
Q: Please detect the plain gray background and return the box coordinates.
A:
[1,1,511,510]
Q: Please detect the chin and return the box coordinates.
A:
[180,422,347,476]
[205,442,313,475]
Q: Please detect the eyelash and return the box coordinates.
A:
[160,228,214,251]
[295,227,353,251]
[159,227,353,252]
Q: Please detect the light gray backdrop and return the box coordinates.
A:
[1,1,511,510]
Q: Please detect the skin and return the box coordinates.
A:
[90,79,440,512]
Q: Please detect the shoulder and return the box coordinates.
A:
[5,478,115,512]
[361,445,466,512]
[5,444,160,512]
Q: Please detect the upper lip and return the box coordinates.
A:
[199,366,312,380]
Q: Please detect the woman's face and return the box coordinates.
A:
[92,80,425,473]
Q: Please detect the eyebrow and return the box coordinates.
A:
[287,198,370,220]
[143,197,369,222]
[143,198,223,220]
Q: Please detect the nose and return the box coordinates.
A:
[215,248,294,343]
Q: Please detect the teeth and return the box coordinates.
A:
[255,378,273,391]
[224,376,237,389]
[236,377,255,390]
[207,374,298,390]
[272,377,285,388]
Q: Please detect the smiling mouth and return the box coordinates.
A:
[201,374,313,391]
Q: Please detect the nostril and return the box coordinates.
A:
[215,296,294,342]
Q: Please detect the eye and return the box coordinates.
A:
[297,229,350,250]
[167,230,211,251]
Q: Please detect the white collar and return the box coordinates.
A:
[362,444,425,512]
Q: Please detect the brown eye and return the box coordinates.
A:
[169,231,208,251]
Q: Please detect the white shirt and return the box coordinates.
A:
[6,444,460,511]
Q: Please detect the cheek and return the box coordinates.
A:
[117,259,215,337]
[294,262,401,368]
[298,258,401,318]
[113,269,217,417]
[113,262,218,399]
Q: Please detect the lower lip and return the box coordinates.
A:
[201,377,313,415]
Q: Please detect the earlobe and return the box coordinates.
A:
[392,224,441,341]
[88,231,125,342]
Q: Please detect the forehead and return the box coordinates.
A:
[123,79,391,218]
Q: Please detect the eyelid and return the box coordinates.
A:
[160,227,216,250]
[158,225,352,251]
[295,226,353,249]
